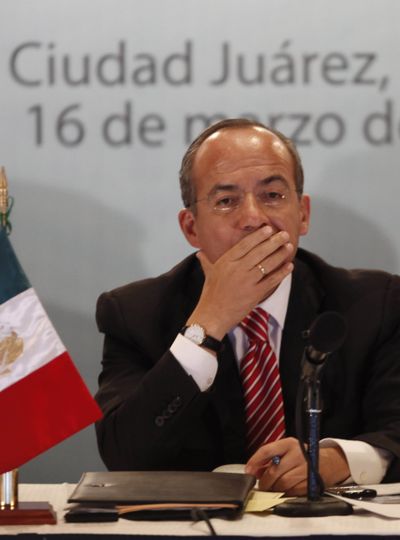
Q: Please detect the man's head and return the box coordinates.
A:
[180,118,305,209]
[178,118,310,263]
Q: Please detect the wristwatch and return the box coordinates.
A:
[181,324,223,353]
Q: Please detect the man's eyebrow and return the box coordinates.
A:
[257,175,290,187]
[208,183,240,196]
[208,175,290,196]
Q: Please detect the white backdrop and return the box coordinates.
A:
[0,0,399,482]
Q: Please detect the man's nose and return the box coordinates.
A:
[236,192,270,229]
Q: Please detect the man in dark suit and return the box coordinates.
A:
[95,119,400,495]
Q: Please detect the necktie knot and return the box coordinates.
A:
[240,306,269,344]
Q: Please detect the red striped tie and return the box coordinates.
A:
[240,307,286,455]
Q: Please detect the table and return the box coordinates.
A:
[1,484,400,538]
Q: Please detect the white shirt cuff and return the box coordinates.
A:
[320,437,392,484]
[170,333,218,391]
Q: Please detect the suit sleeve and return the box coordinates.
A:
[94,290,211,471]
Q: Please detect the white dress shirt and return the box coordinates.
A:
[170,274,391,483]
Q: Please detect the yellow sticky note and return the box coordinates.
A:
[245,490,289,512]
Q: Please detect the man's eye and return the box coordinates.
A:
[214,196,239,208]
[259,191,285,203]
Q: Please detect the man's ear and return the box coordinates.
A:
[299,194,311,236]
[178,208,201,248]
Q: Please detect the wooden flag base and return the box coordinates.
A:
[0,502,57,525]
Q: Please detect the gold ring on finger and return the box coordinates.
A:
[257,264,266,276]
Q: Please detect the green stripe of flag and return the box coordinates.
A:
[0,227,30,305]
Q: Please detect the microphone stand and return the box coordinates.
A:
[274,353,352,517]
[306,369,322,500]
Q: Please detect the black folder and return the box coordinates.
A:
[67,470,256,521]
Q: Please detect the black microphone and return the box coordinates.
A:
[301,312,347,378]
[275,311,352,517]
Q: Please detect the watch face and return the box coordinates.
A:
[184,324,205,345]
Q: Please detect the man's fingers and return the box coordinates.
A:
[228,225,274,260]
[245,231,291,270]
[246,437,309,494]
[246,437,297,474]
[254,456,308,494]
[253,244,294,282]
[270,473,308,496]
[255,262,294,295]
[284,480,308,497]
[259,458,307,491]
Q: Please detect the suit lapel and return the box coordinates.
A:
[209,337,247,462]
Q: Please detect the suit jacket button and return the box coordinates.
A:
[155,416,165,427]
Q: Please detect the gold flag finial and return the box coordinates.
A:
[0,167,9,228]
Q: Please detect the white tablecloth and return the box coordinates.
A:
[0,483,399,537]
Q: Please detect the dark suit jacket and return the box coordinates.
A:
[95,248,400,481]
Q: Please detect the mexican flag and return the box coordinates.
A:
[0,226,102,473]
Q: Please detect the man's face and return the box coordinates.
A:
[179,126,310,263]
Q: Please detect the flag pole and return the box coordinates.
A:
[0,470,18,509]
[0,168,56,525]
[0,166,9,230]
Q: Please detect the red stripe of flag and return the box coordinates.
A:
[0,351,102,473]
